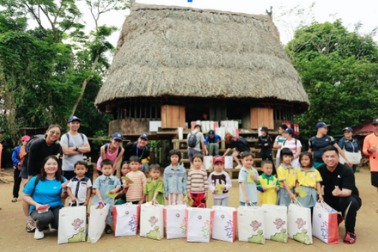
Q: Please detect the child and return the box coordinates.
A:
[208,156,232,206]
[141,157,150,176]
[238,151,259,206]
[144,164,164,204]
[187,153,208,208]
[126,156,146,205]
[92,159,121,234]
[257,160,280,205]
[258,126,276,175]
[115,161,131,205]
[296,152,323,209]
[277,148,297,207]
[164,149,187,205]
[67,160,92,206]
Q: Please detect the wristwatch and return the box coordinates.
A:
[75,147,79,151]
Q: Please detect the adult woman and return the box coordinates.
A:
[21,124,62,233]
[12,135,30,203]
[338,127,361,173]
[281,128,302,168]
[22,156,67,239]
[97,132,125,176]
[223,133,250,169]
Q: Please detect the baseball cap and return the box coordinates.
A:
[261,126,268,132]
[283,128,294,134]
[208,130,215,137]
[316,122,330,129]
[373,118,378,125]
[342,127,353,132]
[112,132,123,141]
[21,135,31,142]
[139,133,149,140]
[213,156,224,164]
[67,116,81,123]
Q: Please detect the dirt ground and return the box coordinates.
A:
[0,168,377,252]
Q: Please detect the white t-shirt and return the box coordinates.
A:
[60,132,89,171]
[282,138,302,155]
[67,177,92,204]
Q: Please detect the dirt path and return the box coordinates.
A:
[0,168,377,252]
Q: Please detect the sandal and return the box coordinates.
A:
[12,198,17,203]
[105,225,113,234]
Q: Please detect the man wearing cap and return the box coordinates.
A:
[187,125,206,167]
[12,135,30,203]
[61,116,91,180]
[281,127,302,169]
[205,130,221,156]
[309,122,352,168]
[362,117,378,213]
[338,127,361,173]
[123,133,150,164]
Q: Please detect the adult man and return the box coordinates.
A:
[309,122,352,168]
[362,117,378,213]
[273,124,288,168]
[187,125,205,164]
[318,145,361,244]
[205,130,221,156]
[123,133,150,163]
[61,116,91,180]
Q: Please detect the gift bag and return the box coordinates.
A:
[164,205,187,239]
[186,207,214,243]
[58,205,87,244]
[204,156,213,170]
[212,206,237,243]
[288,203,313,244]
[87,203,110,243]
[312,201,339,244]
[113,203,140,237]
[237,206,265,244]
[224,156,233,169]
[140,202,164,240]
[262,204,288,243]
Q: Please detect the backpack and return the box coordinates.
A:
[188,131,200,148]
[238,136,248,146]
[309,135,333,149]
[30,174,65,197]
[64,133,84,146]
[104,144,122,158]
[25,134,45,153]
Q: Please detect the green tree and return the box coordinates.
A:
[286,20,378,139]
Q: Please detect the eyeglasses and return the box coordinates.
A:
[49,131,61,136]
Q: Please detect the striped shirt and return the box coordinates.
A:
[187,169,208,193]
[126,171,146,201]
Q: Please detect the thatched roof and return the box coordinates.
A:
[95,3,310,112]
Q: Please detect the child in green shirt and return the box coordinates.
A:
[144,164,164,205]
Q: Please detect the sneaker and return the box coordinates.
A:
[337,214,344,225]
[34,229,44,240]
[235,165,242,169]
[343,232,356,244]
[49,224,57,232]
[26,220,36,233]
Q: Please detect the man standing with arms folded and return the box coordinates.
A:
[61,116,91,180]
[362,117,378,213]
[309,122,352,168]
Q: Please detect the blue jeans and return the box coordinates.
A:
[240,201,257,206]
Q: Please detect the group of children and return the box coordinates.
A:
[64,146,323,234]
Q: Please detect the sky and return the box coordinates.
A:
[31,0,378,59]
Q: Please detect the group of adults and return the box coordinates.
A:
[10,115,151,239]
[186,120,371,244]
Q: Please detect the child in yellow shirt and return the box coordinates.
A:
[277,148,297,207]
[257,160,280,205]
[295,152,323,209]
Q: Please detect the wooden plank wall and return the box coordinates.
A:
[109,119,151,136]
[250,108,274,130]
[161,105,185,129]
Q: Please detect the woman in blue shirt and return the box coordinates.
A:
[23,156,67,240]
[338,127,361,173]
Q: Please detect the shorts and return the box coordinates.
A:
[141,163,149,172]
[371,172,378,187]
[188,148,201,162]
[20,165,29,179]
